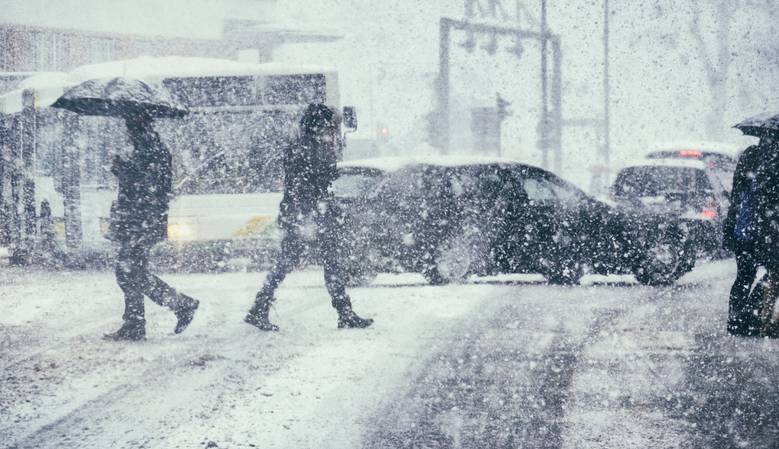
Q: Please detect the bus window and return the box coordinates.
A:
[263,74,326,105]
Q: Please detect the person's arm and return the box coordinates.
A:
[723,146,755,247]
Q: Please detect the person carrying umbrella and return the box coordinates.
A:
[244,103,373,331]
[103,112,199,341]
[723,139,765,336]
[53,77,199,341]
[726,113,779,337]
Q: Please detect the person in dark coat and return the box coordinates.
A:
[722,142,764,336]
[245,104,373,331]
[104,113,199,341]
[723,134,779,336]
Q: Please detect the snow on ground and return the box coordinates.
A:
[1,261,777,448]
[1,268,501,448]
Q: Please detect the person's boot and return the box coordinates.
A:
[174,296,199,334]
[245,294,279,331]
[337,308,374,329]
[104,319,146,341]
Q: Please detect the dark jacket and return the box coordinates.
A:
[278,135,339,226]
[109,126,173,245]
[754,141,779,266]
[723,144,762,252]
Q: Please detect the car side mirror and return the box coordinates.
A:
[343,106,357,132]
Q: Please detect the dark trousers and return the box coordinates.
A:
[115,241,194,323]
[727,250,761,334]
[255,209,352,313]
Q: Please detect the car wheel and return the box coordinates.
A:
[542,227,585,285]
[344,266,378,287]
[342,244,380,287]
[633,225,695,285]
[424,233,479,285]
[544,257,585,285]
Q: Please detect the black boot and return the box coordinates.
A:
[245,295,279,331]
[174,296,199,334]
[337,308,374,329]
[104,319,146,341]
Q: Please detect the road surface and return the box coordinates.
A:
[1,261,777,448]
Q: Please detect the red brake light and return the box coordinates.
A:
[679,150,703,158]
[702,209,718,219]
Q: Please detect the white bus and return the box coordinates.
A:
[0,57,356,268]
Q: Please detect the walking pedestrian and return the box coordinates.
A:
[723,141,765,336]
[245,103,373,331]
[751,134,779,337]
[104,112,199,341]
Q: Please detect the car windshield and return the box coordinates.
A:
[332,168,384,198]
[613,166,713,197]
[372,166,443,213]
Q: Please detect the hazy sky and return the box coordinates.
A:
[275,0,778,186]
[3,0,778,187]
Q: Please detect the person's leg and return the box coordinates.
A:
[760,268,779,337]
[258,227,305,299]
[105,242,147,340]
[319,208,373,329]
[246,227,305,330]
[728,250,760,336]
[128,242,198,333]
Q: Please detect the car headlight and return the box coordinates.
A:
[168,220,195,241]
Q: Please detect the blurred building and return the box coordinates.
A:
[0,0,341,87]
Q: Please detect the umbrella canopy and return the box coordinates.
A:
[734,112,779,137]
[51,77,187,119]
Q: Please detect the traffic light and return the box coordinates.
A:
[424,111,443,149]
[377,124,390,143]
[496,95,511,121]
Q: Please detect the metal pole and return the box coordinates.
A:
[0,118,7,246]
[438,18,451,153]
[20,89,36,263]
[603,0,611,188]
[62,113,82,251]
[540,0,549,169]
[551,37,563,174]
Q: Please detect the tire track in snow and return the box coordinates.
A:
[363,291,623,449]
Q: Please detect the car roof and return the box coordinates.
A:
[338,155,527,172]
[619,158,709,171]
[645,141,744,158]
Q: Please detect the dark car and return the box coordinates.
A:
[611,158,730,257]
[334,157,695,286]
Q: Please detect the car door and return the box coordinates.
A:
[507,167,562,271]
[543,173,608,265]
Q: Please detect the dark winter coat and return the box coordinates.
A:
[753,141,779,267]
[277,134,339,227]
[723,144,762,252]
[109,126,173,246]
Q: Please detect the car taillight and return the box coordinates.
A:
[701,197,718,219]
[701,209,718,220]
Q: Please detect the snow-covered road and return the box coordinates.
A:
[1,262,777,448]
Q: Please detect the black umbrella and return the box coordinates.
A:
[734,112,779,138]
[51,77,187,119]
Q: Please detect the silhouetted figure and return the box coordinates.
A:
[104,113,199,341]
[245,104,373,331]
[723,142,764,336]
[724,134,779,336]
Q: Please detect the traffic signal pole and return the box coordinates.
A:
[438,19,451,152]
[436,17,562,171]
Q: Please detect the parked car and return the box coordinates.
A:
[335,157,696,286]
[611,158,730,258]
